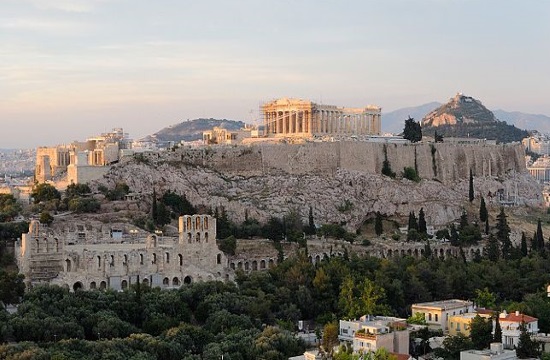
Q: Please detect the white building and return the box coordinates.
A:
[495,310,539,350]
[460,343,518,360]
[339,315,409,355]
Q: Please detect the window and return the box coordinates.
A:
[152,253,157,264]
[97,256,101,268]
[435,314,438,322]
[165,252,170,263]
[139,254,144,265]
[217,253,222,265]
[457,323,460,330]
[428,313,432,321]
[178,254,183,266]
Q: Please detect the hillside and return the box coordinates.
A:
[141,118,247,143]
[382,102,441,134]
[421,94,529,143]
[493,110,550,134]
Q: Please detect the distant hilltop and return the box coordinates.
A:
[141,118,247,143]
[420,93,529,143]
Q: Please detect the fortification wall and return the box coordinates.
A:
[170,142,526,183]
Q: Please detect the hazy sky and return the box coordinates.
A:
[1,0,549,148]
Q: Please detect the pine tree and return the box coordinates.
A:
[479,197,488,222]
[485,218,489,235]
[520,232,528,257]
[403,116,422,143]
[496,207,512,259]
[450,223,460,246]
[424,240,432,258]
[469,169,475,202]
[375,211,383,236]
[459,210,469,230]
[418,208,427,234]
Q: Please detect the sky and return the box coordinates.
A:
[1,0,549,148]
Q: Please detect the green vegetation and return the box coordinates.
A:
[0,194,21,222]
[402,167,420,182]
[403,116,422,143]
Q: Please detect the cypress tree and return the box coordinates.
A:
[151,188,158,224]
[408,211,418,231]
[493,314,502,343]
[496,207,511,259]
[536,219,545,253]
[485,218,489,235]
[520,232,528,257]
[418,208,427,234]
[485,234,500,262]
[479,197,488,222]
[307,206,316,235]
[375,211,383,236]
[516,322,541,359]
[469,169,475,202]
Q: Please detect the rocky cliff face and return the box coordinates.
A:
[93,142,541,231]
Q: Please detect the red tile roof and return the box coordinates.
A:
[500,313,537,323]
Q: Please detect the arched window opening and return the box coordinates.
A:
[205,232,208,243]
[165,252,170,263]
[260,260,266,269]
[121,280,128,290]
[35,239,39,254]
[100,281,107,290]
[216,253,222,265]
[123,254,128,265]
[152,253,157,264]
[73,282,83,292]
[196,233,200,242]
[97,256,101,268]
[187,233,192,244]
[204,217,208,229]
[178,254,183,266]
[186,217,191,230]
[90,282,96,290]
[163,277,169,286]
[183,276,192,285]
[173,277,180,286]
[55,238,59,252]
[139,254,144,265]
[110,255,114,267]
[65,259,72,272]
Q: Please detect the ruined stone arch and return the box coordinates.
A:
[252,260,258,270]
[244,262,249,271]
[230,262,236,270]
[163,277,169,286]
[387,249,393,257]
[260,259,266,269]
[142,278,149,286]
[407,249,412,256]
[73,281,83,291]
[183,275,192,284]
[414,249,419,258]
[315,255,321,263]
[65,258,72,272]
[268,259,275,268]
[90,281,96,290]
[172,277,180,286]
[237,261,242,269]
[100,281,107,290]
[121,280,128,290]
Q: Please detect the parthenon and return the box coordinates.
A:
[261,98,381,138]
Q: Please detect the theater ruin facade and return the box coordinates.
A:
[16,214,230,291]
[261,98,381,138]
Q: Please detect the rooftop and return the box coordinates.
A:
[412,299,473,310]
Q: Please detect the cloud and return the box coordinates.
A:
[0,17,92,32]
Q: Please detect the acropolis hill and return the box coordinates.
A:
[95,141,541,230]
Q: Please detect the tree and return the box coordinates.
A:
[494,315,502,343]
[375,212,383,236]
[306,206,316,235]
[535,219,545,254]
[151,189,158,223]
[418,208,427,234]
[475,288,496,309]
[520,232,528,257]
[434,131,444,143]
[479,197,488,222]
[496,207,512,259]
[31,183,61,204]
[434,333,473,360]
[382,160,396,178]
[408,212,418,232]
[484,234,500,262]
[516,321,541,359]
[469,169,474,202]
[321,321,339,357]
[470,315,493,350]
[403,116,422,143]
[403,167,420,182]
[39,210,54,226]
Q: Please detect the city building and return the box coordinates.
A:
[339,315,409,355]
[523,133,550,155]
[261,98,381,139]
[527,155,550,183]
[448,312,493,337]
[460,343,518,360]
[495,310,539,350]
[16,214,230,291]
[411,299,474,332]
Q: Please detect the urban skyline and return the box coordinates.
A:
[1,0,549,149]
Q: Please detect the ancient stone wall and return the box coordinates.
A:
[168,142,526,183]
